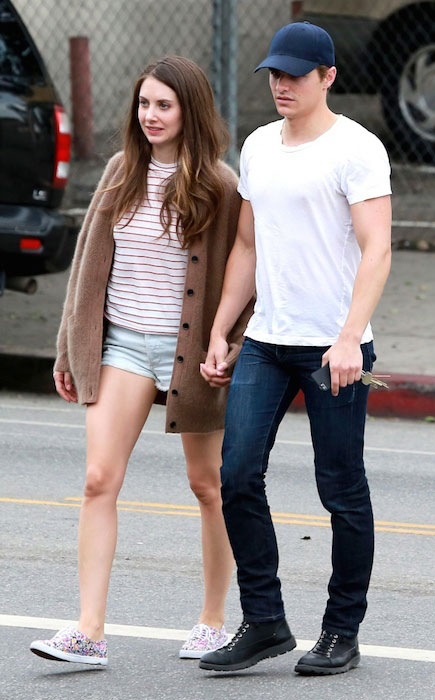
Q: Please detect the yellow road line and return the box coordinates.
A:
[66,497,200,510]
[0,498,80,508]
[373,519,435,530]
[75,498,435,530]
[273,518,330,527]
[1,497,434,536]
[375,527,435,536]
[118,507,200,518]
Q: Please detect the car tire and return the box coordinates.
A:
[380,25,435,162]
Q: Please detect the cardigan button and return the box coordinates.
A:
[170,421,176,428]
[171,389,178,396]
[187,288,194,296]
[182,322,189,329]
[177,355,184,363]
[191,255,199,263]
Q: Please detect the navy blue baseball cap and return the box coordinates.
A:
[255,22,335,76]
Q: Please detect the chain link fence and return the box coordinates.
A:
[10,0,435,242]
[298,0,435,245]
[12,0,291,152]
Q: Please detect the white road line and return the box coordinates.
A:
[1,615,434,663]
[0,403,78,413]
[0,418,171,437]
[274,438,435,457]
[392,219,435,229]
[1,417,434,456]
[0,419,84,429]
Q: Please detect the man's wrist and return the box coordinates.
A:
[210,327,229,343]
[337,328,363,345]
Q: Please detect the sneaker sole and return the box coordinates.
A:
[179,637,229,660]
[179,650,205,659]
[294,653,360,675]
[30,641,108,666]
[199,635,297,671]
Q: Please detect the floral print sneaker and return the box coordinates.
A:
[179,623,229,659]
[30,626,108,665]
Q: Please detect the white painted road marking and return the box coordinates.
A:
[1,417,435,456]
[1,615,434,663]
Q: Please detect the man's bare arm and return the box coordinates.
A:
[200,199,256,387]
[323,194,392,396]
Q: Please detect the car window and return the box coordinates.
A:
[0,0,44,81]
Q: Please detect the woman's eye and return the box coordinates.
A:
[160,103,169,109]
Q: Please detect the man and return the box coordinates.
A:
[199,22,391,676]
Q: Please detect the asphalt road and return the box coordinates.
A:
[1,393,434,700]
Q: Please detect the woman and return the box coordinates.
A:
[29,56,252,665]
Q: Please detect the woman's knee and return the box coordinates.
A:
[83,463,121,499]
[187,467,221,506]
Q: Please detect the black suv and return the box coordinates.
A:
[0,0,76,295]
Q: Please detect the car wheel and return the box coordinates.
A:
[380,31,435,161]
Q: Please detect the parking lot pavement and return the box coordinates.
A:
[1,395,434,699]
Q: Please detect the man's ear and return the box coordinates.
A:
[325,66,337,90]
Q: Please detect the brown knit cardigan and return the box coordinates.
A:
[55,152,253,433]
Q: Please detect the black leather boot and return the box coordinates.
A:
[199,618,296,671]
[295,629,360,675]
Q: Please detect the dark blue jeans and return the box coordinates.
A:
[221,337,376,637]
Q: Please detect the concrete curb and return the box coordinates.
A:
[1,354,434,419]
[365,373,435,419]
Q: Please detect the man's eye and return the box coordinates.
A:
[270,69,280,78]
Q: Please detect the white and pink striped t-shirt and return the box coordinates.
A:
[105,157,188,334]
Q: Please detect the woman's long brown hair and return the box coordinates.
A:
[105,56,229,247]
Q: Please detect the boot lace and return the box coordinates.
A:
[312,630,339,658]
[226,621,250,652]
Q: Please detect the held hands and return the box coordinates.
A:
[53,370,78,403]
[322,339,363,397]
[200,336,231,388]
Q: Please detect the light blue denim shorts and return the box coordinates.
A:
[101,322,177,391]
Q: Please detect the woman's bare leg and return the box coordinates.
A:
[181,430,233,629]
[78,365,157,640]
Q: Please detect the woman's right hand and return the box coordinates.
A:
[53,370,78,403]
[200,336,231,388]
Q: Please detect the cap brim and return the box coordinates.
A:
[254,54,319,77]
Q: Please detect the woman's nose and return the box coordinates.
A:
[146,106,157,121]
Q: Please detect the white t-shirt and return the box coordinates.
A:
[238,115,392,345]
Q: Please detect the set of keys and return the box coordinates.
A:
[311,364,390,391]
[360,370,390,389]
